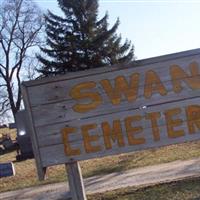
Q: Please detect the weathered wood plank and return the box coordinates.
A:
[38,120,200,152]
[23,48,200,88]
[40,132,200,167]
[21,86,47,180]
[36,96,200,148]
[31,83,200,127]
[66,162,87,200]
[27,53,200,107]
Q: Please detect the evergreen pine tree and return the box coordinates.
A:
[38,0,134,76]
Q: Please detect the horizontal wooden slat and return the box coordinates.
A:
[37,117,200,149]
[32,83,200,127]
[36,97,200,148]
[40,133,200,167]
[27,54,200,107]
[23,48,200,88]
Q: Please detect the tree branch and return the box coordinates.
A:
[0,0,43,120]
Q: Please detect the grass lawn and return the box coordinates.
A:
[1,128,200,193]
[87,177,200,200]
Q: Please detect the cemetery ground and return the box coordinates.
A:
[1,128,200,199]
[86,178,200,200]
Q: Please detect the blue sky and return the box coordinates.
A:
[35,0,200,59]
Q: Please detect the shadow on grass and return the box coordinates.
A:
[84,151,153,178]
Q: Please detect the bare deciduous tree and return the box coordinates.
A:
[0,0,43,121]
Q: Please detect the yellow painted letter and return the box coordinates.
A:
[70,82,102,113]
[165,108,185,138]
[170,62,200,93]
[125,115,145,145]
[186,105,200,134]
[100,73,140,105]
[62,127,81,156]
[145,112,161,141]
[144,70,167,99]
[102,120,125,149]
[81,124,101,153]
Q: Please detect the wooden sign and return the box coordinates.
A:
[22,49,200,183]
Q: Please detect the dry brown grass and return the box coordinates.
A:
[1,128,200,193]
[0,128,16,140]
[0,150,67,191]
[87,177,200,200]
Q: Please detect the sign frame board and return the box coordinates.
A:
[22,49,200,198]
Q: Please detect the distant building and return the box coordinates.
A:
[8,123,16,129]
[16,110,34,160]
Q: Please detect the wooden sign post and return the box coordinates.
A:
[66,162,87,200]
[22,48,200,199]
